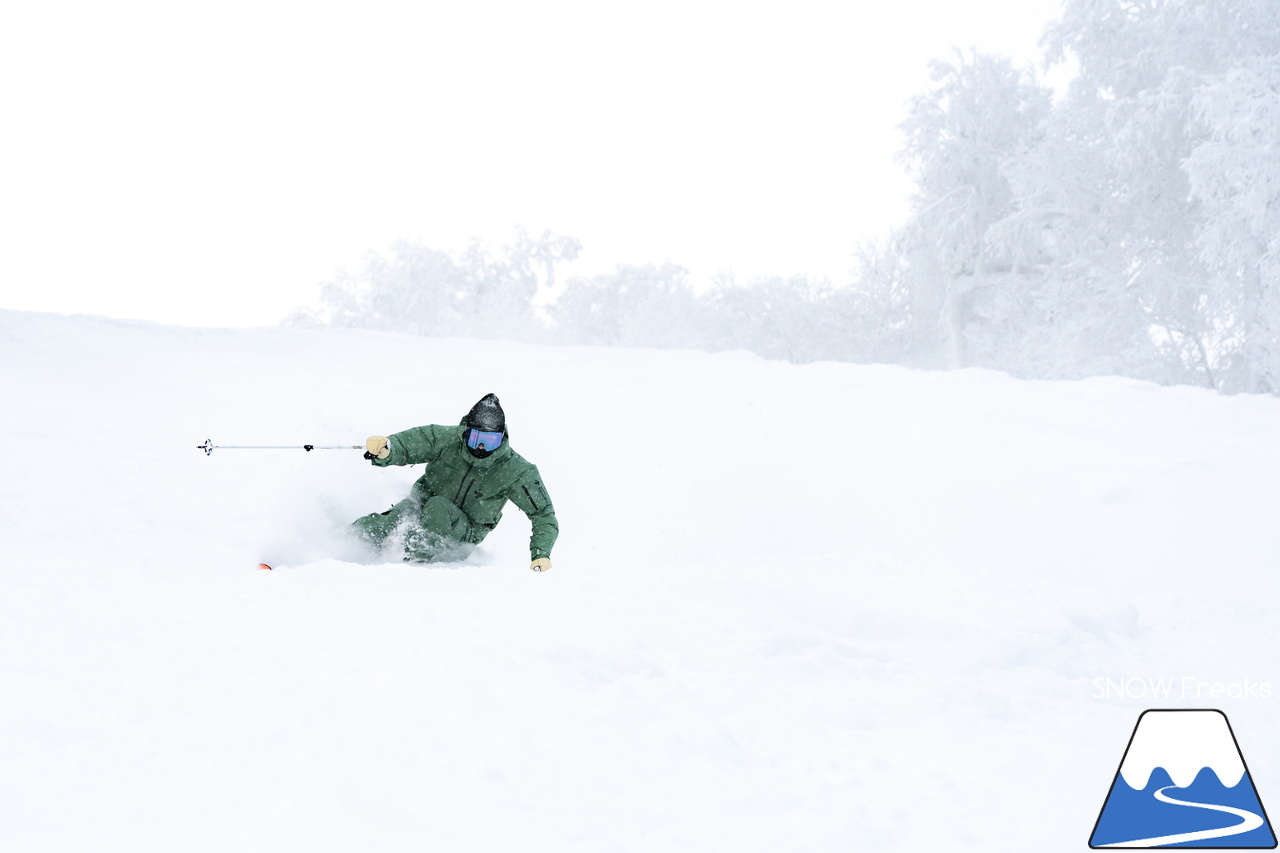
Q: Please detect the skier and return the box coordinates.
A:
[351,394,558,571]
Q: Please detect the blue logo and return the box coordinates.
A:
[1090,709,1276,848]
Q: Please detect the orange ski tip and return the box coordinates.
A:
[258,563,273,571]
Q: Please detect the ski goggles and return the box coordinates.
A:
[466,428,504,451]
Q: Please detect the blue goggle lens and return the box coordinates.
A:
[466,428,504,451]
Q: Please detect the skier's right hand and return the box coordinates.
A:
[365,436,391,460]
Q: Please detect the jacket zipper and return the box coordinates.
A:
[453,461,475,505]
[522,484,539,511]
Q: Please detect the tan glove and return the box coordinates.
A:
[530,558,552,573]
[365,436,390,460]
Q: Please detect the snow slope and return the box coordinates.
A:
[2,309,1279,851]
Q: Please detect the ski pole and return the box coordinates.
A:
[197,438,363,456]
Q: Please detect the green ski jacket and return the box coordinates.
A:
[371,422,558,560]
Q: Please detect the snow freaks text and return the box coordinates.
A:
[1093,677,1273,701]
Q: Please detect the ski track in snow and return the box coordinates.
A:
[3,311,1280,852]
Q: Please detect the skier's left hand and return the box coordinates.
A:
[530,558,552,573]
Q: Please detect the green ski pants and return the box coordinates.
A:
[351,494,479,562]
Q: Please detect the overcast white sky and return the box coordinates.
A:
[0,0,1065,327]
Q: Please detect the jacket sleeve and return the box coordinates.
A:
[372,425,454,467]
[507,466,559,560]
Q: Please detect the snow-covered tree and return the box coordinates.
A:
[297,230,580,341]
[1187,51,1280,392]
[456,229,582,341]
[302,241,469,336]
[552,263,707,349]
[823,236,914,366]
[896,50,1052,370]
[878,0,1280,391]
[1035,0,1280,388]
[700,274,840,363]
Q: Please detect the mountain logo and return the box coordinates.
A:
[1090,709,1276,848]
